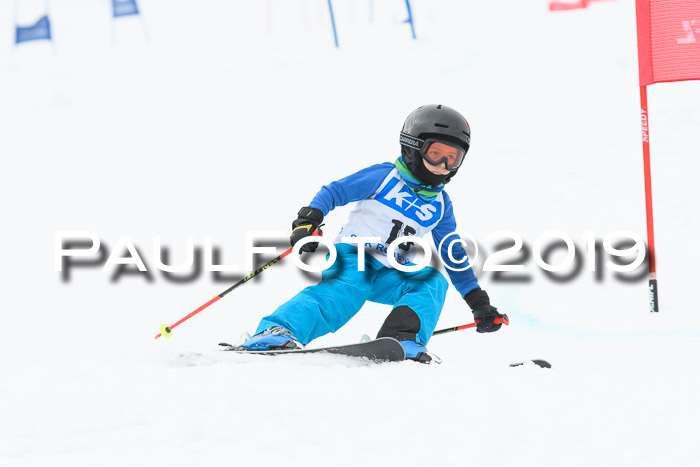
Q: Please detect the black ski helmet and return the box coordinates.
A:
[399,104,471,186]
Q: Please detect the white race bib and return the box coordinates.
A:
[334,168,445,267]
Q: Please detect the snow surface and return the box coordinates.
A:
[2,0,700,465]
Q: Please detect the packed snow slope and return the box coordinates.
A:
[1,0,699,466]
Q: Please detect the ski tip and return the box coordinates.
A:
[218,342,244,351]
[509,359,551,369]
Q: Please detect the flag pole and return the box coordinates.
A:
[327,0,339,48]
[404,0,416,39]
[44,0,57,55]
[138,10,151,44]
[12,0,18,51]
[639,84,659,312]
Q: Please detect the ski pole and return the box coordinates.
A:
[155,229,321,339]
[432,314,509,336]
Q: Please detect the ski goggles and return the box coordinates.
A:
[399,132,466,171]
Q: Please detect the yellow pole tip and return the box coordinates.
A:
[160,324,173,338]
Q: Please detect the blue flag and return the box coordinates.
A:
[112,0,140,18]
[15,15,52,44]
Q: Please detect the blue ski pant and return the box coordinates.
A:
[256,243,448,345]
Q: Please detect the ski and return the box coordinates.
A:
[218,337,406,363]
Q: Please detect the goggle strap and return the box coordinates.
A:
[399,132,425,150]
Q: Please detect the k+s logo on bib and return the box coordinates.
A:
[375,178,442,227]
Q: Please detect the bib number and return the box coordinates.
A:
[387,219,416,252]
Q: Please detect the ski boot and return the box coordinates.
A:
[241,327,303,351]
[399,340,432,364]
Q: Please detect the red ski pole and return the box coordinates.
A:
[155,229,320,339]
[432,314,509,336]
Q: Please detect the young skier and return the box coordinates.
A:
[242,104,507,362]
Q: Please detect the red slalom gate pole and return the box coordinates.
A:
[432,315,509,336]
[640,85,659,312]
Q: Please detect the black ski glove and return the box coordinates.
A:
[290,206,324,253]
[464,288,508,333]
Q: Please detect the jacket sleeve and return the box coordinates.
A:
[431,191,480,297]
[308,162,395,215]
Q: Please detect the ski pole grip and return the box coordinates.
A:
[494,314,509,326]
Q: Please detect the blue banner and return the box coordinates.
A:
[15,15,52,44]
[112,0,140,18]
